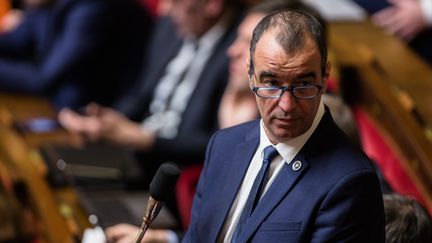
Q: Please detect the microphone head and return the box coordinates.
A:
[149,162,180,201]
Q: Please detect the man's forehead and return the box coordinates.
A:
[256,28,314,51]
[255,30,319,60]
[255,35,316,58]
[253,34,321,77]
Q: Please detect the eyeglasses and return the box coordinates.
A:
[251,84,323,99]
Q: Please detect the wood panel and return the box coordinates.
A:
[0,124,75,242]
[0,93,89,242]
[329,21,432,211]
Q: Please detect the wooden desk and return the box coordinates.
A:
[329,21,432,211]
[0,94,89,242]
[0,93,82,147]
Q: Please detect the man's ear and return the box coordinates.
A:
[322,61,331,93]
[246,58,251,80]
[326,61,331,76]
[324,62,331,91]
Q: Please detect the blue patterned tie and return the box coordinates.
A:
[231,145,279,242]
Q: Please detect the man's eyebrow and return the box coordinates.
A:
[258,71,317,81]
[296,72,317,80]
[258,71,278,80]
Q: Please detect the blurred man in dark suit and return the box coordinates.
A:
[0,0,151,108]
[59,0,244,183]
[370,0,432,64]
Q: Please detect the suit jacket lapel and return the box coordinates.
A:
[207,124,260,242]
[237,109,336,241]
[238,148,310,242]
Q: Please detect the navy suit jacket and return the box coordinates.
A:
[0,0,151,109]
[184,110,385,242]
[116,15,242,166]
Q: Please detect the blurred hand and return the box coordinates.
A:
[372,0,428,41]
[58,103,155,150]
[105,224,170,243]
[0,10,24,33]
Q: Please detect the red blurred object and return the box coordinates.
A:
[139,0,160,17]
[353,107,429,212]
[326,76,339,94]
[175,164,203,229]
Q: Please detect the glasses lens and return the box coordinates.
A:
[293,86,319,98]
[257,88,281,98]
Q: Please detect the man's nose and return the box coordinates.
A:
[278,90,296,112]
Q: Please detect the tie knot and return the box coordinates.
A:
[263,146,278,162]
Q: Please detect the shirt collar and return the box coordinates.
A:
[259,99,325,163]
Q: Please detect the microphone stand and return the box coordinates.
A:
[133,197,163,243]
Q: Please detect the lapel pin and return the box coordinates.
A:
[292,160,302,171]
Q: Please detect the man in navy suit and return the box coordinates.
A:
[183,9,385,242]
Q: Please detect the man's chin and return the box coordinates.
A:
[273,117,301,127]
[267,126,301,143]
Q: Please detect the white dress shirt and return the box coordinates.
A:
[142,23,226,139]
[218,101,325,243]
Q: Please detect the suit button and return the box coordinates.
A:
[292,160,302,171]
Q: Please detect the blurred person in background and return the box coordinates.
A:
[59,0,244,172]
[59,0,245,222]
[372,0,431,42]
[372,0,432,64]
[384,193,432,243]
[0,0,24,32]
[0,0,151,109]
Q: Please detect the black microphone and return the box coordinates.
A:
[134,163,180,243]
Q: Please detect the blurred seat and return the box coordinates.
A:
[175,164,203,229]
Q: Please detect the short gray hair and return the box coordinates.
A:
[249,9,327,78]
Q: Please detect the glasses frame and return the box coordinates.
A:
[251,83,324,99]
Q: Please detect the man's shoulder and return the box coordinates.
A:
[306,112,375,173]
[209,120,259,148]
[216,120,260,138]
